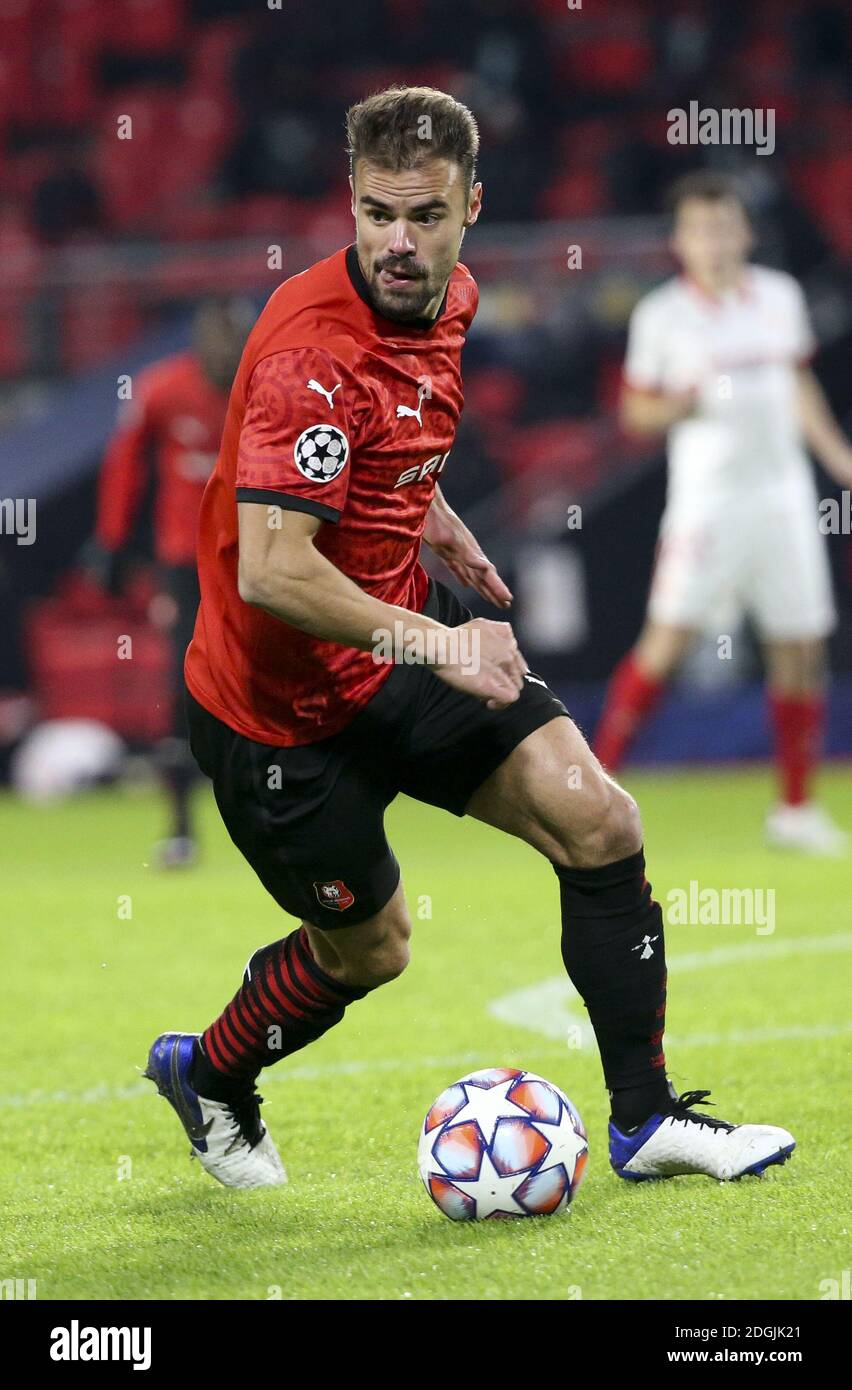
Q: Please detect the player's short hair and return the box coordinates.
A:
[346,85,479,192]
[666,171,746,217]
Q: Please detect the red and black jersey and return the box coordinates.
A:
[95,352,229,566]
[184,243,479,746]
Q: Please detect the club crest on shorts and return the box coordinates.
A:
[294,424,349,483]
[313,879,355,911]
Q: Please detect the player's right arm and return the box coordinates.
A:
[238,506,525,710]
[235,348,525,709]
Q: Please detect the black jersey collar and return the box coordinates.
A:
[345,243,448,332]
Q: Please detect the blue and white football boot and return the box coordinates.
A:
[144,1033,287,1189]
[610,1089,795,1182]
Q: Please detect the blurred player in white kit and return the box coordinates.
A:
[595,172,852,854]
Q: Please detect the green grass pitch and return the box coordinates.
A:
[1,765,850,1301]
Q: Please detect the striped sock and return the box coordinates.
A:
[197,927,369,1087]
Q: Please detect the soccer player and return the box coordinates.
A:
[84,298,252,865]
[594,172,852,854]
[145,89,795,1189]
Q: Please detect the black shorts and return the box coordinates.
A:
[184,579,568,927]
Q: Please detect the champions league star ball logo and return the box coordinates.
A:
[293,424,350,483]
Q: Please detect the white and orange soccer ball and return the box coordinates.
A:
[418,1067,588,1221]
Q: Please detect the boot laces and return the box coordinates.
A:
[223,1088,266,1154]
[669,1089,733,1133]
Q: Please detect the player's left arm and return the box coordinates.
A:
[422,485,513,609]
[796,366,852,487]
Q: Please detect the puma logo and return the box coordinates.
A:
[396,381,429,427]
[307,379,341,409]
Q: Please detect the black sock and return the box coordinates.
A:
[189,1038,249,1102]
[554,847,672,1130]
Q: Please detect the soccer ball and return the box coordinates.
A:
[418,1067,588,1221]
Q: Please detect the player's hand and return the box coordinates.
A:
[433,617,528,709]
[668,386,699,422]
[423,506,513,609]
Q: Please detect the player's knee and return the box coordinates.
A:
[358,941,411,987]
[555,775,643,868]
[345,910,412,988]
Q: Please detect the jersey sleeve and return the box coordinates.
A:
[623,296,665,392]
[235,348,363,524]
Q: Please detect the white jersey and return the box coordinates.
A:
[623,266,835,640]
[624,265,814,496]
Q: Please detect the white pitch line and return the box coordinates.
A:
[0,1049,566,1112]
[488,932,852,1047]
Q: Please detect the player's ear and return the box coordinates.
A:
[463,181,483,228]
[348,173,356,218]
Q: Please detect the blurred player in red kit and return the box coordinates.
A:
[595,174,852,855]
[84,298,253,865]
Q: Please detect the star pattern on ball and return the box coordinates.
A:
[448,1077,533,1147]
[451,1145,530,1219]
[533,1111,589,1174]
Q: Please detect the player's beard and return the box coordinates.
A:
[369,255,448,323]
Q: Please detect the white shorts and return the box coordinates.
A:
[647,471,837,640]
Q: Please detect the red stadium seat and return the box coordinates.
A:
[0,3,33,126]
[790,153,852,257]
[464,366,527,434]
[102,0,186,55]
[554,30,653,93]
[539,169,607,219]
[60,288,142,374]
[25,585,174,742]
[35,41,99,126]
[554,119,618,169]
[55,0,109,49]
[188,17,247,96]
